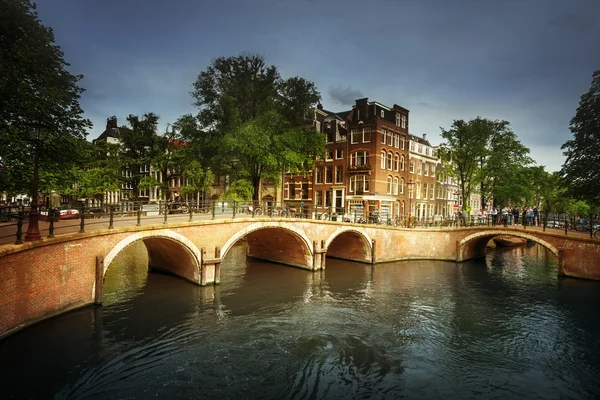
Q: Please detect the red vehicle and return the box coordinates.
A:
[40,209,80,220]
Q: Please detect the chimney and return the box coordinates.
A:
[317,103,323,110]
[106,116,118,130]
[423,133,427,141]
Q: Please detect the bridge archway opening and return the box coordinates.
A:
[459,231,559,262]
[103,232,202,287]
[326,230,372,264]
[229,227,313,270]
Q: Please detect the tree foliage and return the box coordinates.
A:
[191,54,324,200]
[561,69,600,205]
[439,117,533,209]
[0,0,91,196]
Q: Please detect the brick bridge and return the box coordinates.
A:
[1,218,599,339]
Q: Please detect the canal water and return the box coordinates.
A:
[1,241,600,399]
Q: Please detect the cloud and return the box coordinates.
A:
[328,85,364,106]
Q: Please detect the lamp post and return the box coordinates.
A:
[24,121,48,242]
[408,179,415,228]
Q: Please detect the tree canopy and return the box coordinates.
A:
[191,54,324,200]
[561,69,600,206]
[0,0,91,196]
[438,117,533,210]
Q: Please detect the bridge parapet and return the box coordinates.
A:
[1,220,599,340]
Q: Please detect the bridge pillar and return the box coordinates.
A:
[557,247,565,276]
[313,240,327,271]
[371,240,376,265]
[201,247,221,286]
[95,256,104,305]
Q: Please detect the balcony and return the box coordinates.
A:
[348,164,372,175]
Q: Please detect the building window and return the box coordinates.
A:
[380,110,385,118]
[424,183,428,199]
[425,147,429,156]
[401,136,405,150]
[387,176,393,194]
[394,153,399,171]
[302,183,309,199]
[424,163,429,176]
[387,152,393,170]
[409,159,414,173]
[325,166,333,184]
[363,128,371,143]
[326,149,333,161]
[381,128,387,144]
[411,141,416,151]
[417,162,422,175]
[289,181,296,198]
[350,175,370,193]
[387,131,393,146]
[380,150,386,169]
[393,177,399,195]
[315,190,323,206]
[400,178,405,194]
[395,113,401,127]
[431,165,436,176]
[326,129,334,143]
[394,134,400,148]
[325,190,332,207]
[315,166,323,184]
[418,144,423,153]
[351,151,369,167]
[401,114,407,129]
[351,129,360,144]
[335,148,343,159]
[416,182,421,199]
[400,155,405,171]
[430,183,435,200]
[335,166,343,183]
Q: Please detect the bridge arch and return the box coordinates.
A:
[103,230,202,284]
[458,230,560,262]
[221,222,314,270]
[325,227,373,264]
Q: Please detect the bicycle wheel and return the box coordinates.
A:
[254,208,263,216]
[594,230,600,240]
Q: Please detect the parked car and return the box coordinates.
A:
[40,208,80,220]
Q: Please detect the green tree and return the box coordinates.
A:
[476,121,533,207]
[0,0,91,196]
[438,118,489,209]
[561,69,600,205]
[191,54,324,200]
[119,113,161,201]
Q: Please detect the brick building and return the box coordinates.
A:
[407,133,437,220]
[285,98,412,220]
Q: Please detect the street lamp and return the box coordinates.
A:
[407,179,415,228]
[24,121,49,242]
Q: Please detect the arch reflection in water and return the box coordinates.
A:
[1,243,600,399]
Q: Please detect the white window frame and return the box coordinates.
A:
[362,128,371,143]
[387,152,393,170]
[394,153,399,171]
[381,128,387,144]
[393,177,399,195]
[394,134,400,148]
[387,176,392,194]
[400,155,405,171]
[351,128,360,144]
[380,150,386,169]
[401,114,407,129]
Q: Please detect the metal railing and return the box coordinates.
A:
[1,202,598,245]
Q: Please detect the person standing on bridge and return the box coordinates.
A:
[491,207,498,226]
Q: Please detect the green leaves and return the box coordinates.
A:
[191,54,324,200]
[0,0,91,196]
[561,69,600,206]
[439,117,533,208]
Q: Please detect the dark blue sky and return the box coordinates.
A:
[35,0,600,172]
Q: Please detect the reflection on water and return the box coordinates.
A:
[1,243,600,399]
